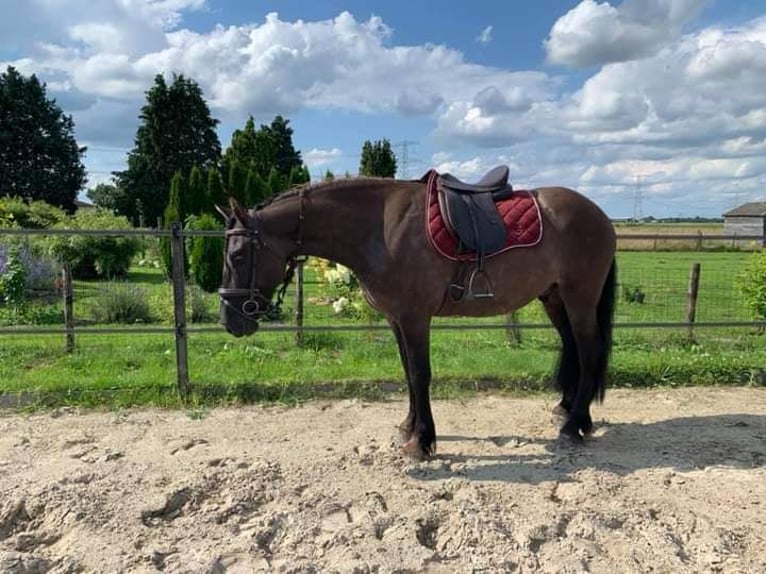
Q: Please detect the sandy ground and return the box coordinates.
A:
[0,387,765,573]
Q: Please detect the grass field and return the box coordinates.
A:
[0,246,763,408]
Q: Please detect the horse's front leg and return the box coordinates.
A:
[397,316,435,460]
[390,321,415,441]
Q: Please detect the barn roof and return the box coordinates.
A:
[723,202,766,217]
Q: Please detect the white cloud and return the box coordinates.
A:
[557,17,766,152]
[545,0,708,67]
[476,25,493,45]
[432,152,523,182]
[7,9,556,119]
[303,147,343,169]
[5,3,766,216]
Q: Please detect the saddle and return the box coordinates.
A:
[436,166,514,299]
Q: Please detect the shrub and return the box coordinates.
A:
[188,213,224,293]
[0,197,66,228]
[189,285,217,323]
[0,304,62,326]
[736,249,766,322]
[0,241,60,302]
[311,258,382,322]
[46,210,142,279]
[0,245,26,308]
[91,282,154,324]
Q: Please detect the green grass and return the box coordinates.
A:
[0,325,763,409]
[0,249,764,409]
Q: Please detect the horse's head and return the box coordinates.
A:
[217,198,295,337]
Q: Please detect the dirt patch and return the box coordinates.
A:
[1,387,765,573]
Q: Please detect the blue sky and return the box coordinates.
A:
[2,0,766,218]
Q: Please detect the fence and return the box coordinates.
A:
[1,226,765,400]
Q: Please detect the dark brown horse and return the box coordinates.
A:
[217,171,616,459]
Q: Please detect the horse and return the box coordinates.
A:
[217,169,617,460]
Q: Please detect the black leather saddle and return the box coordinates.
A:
[435,166,514,299]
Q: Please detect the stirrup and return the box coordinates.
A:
[466,268,494,300]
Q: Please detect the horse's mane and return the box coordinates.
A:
[253,176,395,211]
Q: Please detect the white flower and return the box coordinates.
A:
[332,297,349,314]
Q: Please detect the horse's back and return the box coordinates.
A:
[534,186,616,254]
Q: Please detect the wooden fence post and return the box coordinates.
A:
[62,264,75,353]
[170,222,190,399]
[295,259,305,347]
[686,262,701,339]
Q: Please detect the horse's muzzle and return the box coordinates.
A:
[219,298,261,337]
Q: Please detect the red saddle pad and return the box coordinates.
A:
[424,169,543,261]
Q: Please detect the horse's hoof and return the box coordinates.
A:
[398,424,414,442]
[559,420,585,445]
[401,438,428,461]
[558,430,584,446]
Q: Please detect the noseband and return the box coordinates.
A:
[217,210,301,323]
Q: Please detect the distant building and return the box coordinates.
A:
[722,202,766,241]
[74,199,95,210]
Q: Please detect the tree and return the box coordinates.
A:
[359,139,397,178]
[267,167,286,196]
[0,66,86,212]
[227,159,248,206]
[265,115,303,179]
[246,169,270,205]
[87,183,127,214]
[186,166,206,218]
[160,171,186,276]
[188,213,224,293]
[324,170,335,182]
[289,164,311,187]
[223,116,276,179]
[114,74,221,226]
[206,168,226,214]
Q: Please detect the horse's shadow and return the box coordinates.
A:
[409,414,766,484]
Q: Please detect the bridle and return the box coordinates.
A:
[218,192,305,323]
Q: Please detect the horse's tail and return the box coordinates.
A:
[595,259,617,402]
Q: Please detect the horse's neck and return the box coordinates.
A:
[299,181,390,274]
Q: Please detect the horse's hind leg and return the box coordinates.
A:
[557,288,603,442]
[539,286,579,417]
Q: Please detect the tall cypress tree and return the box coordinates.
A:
[115,74,221,226]
[186,166,206,217]
[0,66,86,212]
[160,171,186,275]
[206,167,226,215]
[227,160,249,206]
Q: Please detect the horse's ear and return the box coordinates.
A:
[228,197,248,222]
[215,204,231,220]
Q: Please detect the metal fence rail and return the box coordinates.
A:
[1,225,765,397]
